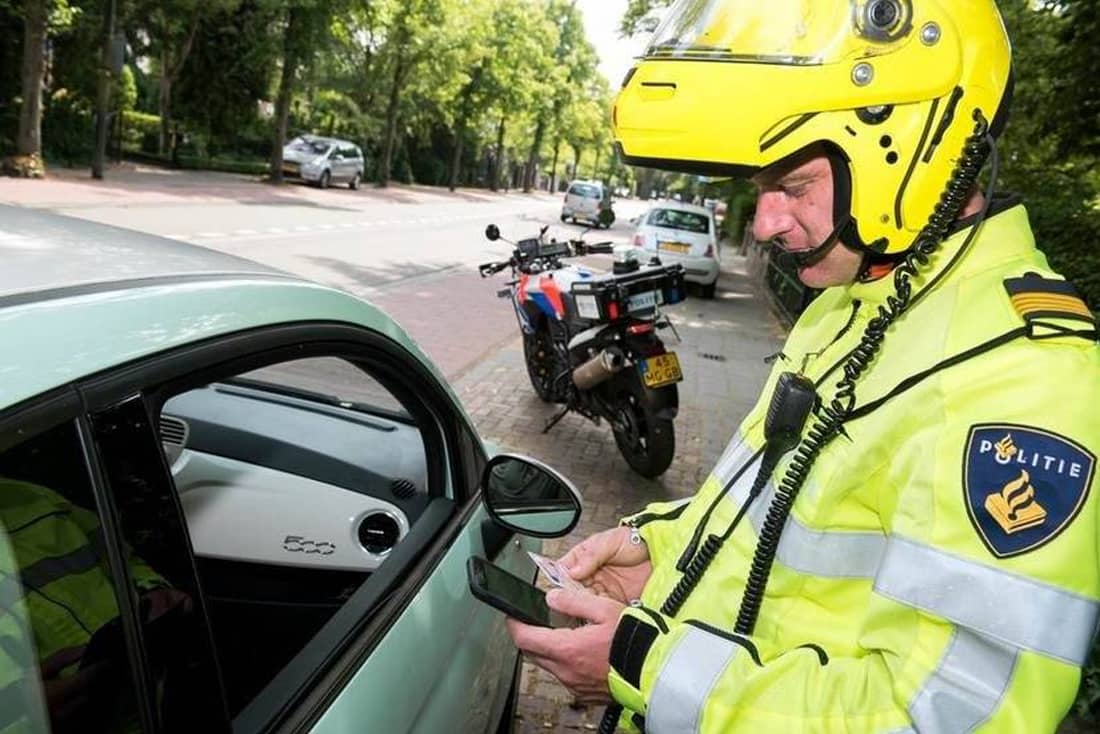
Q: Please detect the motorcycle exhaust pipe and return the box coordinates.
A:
[572,347,626,390]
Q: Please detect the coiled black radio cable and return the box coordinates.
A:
[599,111,995,734]
[733,111,995,636]
[662,372,817,616]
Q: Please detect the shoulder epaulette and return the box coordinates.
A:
[1004,273,1096,326]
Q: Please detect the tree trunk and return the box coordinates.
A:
[156,14,199,157]
[378,54,407,188]
[269,6,301,183]
[572,144,582,180]
[549,137,561,193]
[490,115,506,192]
[157,69,171,156]
[92,0,117,179]
[16,0,48,157]
[523,116,545,193]
[448,121,465,192]
[637,167,656,200]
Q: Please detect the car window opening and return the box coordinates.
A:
[158,356,430,717]
[647,208,711,234]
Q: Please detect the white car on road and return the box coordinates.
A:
[632,201,720,298]
[560,180,610,227]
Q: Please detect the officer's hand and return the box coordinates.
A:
[558,526,651,604]
[43,660,112,733]
[506,588,624,705]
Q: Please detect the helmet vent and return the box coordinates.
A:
[858,0,911,42]
[867,0,900,31]
[857,106,893,125]
[391,478,417,499]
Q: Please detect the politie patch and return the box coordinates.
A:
[964,424,1096,558]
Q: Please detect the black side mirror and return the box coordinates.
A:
[485,224,501,242]
[481,454,582,538]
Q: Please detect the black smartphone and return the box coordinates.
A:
[467,556,573,628]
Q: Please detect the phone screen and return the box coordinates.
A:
[468,557,568,628]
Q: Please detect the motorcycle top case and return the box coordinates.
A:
[568,264,685,322]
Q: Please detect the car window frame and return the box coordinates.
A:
[0,389,228,733]
[73,321,490,733]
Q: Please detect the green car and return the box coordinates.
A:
[0,205,581,734]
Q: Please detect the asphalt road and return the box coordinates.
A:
[24,167,650,299]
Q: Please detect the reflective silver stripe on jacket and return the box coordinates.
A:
[874,536,1099,666]
[717,443,888,578]
[0,572,19,612]
[711,437,756,487]
[715,439,1099,663]
[647,626,738,734]
[746,481,886,578]
[905,629,1018,733]
[645,625,1016,734]
[19,541,101,590]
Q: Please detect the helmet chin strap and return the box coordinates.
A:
[775,215,853,269]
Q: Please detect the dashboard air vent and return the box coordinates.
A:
[358,513,401,555]
[390,479,417,499]
[159,415,189,446]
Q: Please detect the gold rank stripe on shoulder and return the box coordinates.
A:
[1004,275,1096,325]
[1010,294,1095,320]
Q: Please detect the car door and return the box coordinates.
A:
[0,395,228,734]
[75,323,534,734]
[351,147,364,178]
[339,146,357,181]
[326,147,344,183]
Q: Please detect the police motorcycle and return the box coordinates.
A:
[479,223,686,478]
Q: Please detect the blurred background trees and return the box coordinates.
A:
[0,0,1096,310]
[0,0,617,191]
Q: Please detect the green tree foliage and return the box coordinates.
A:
[620,0,670,36]
[998,0,1100,311]
[172,0,283,157]
[0,0,615,187]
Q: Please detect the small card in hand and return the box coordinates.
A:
[527,551,585,592]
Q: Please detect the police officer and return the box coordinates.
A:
[0,477,189,732]
[507,0,1100,731]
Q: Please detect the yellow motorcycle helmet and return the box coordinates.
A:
[613,0,1012,255]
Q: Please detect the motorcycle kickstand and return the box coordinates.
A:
[664,315,683,344]
[543,405,571,434]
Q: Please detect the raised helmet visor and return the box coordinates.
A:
[616,0,962,177]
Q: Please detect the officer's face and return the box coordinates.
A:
[752,152,863,289]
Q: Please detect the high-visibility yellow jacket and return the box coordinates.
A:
[0,478,164,732]
[608,203,1100,733]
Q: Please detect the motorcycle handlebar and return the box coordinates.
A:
[478,261,511,277]
[586,241,614,254]
[479,233,615,278]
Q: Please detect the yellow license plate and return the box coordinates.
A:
[658,241,690,254]
[640,352,683,388]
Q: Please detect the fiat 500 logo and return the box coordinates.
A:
[283,535,336,555]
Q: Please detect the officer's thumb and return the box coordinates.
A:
[546,588,624,624]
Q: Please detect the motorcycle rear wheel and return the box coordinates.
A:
[611,376,675,478]
[523,331,557,402]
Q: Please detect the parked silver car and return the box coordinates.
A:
[282,135,365,190]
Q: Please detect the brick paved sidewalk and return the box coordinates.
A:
[453,251,786,732]
[0,162,557,210]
